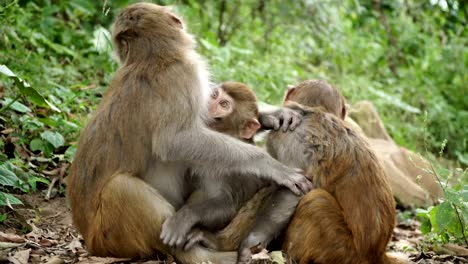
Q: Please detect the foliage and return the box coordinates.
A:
[0,0,466,211]
[416,165,468,245]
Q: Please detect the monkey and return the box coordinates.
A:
[160,81,303,251]
[66,3,311,264]
[347,100,442,207]
[262,80,396,264]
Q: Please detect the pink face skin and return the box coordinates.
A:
[207,86,260,140]
[208,86,235,119]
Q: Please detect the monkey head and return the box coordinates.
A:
[284,80,347,119]
[112,3,194,64]
[208,82,261,141]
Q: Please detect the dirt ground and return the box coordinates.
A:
[0,193,467,264]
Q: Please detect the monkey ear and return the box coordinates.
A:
[170,14,183,29]
[240,118,261,139]
[342,102,349,119]
[284,86,296,103]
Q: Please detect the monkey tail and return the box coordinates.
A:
[383,252,410,264]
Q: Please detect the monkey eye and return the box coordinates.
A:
[220,100,230,108]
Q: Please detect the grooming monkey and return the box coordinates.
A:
[189,80,400,264]
[66,3,311,264]
[160,81,303,251]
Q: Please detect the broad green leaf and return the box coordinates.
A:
[0,65,60,112]
[40,131,65,148]
[30,138,44,152]
[0,164,19,187]
[0,192,23,206]
[420,218,432,234]
[64,145,77,162]
[27,176,50,191]
[2,98,31,113]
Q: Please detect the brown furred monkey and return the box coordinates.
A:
[160,81,303,250]
[271,80,396,264]
[66,3,311,264]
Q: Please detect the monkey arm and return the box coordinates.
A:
[160,123,312,196]
[160,193,239,249]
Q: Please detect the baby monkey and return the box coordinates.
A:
[160,82,304,251]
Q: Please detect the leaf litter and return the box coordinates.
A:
[0,193,467,264]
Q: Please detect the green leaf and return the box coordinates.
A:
[0,65,60,112]
[0,213,7,223]
[40,131,65,148]
[420,217,432,234]
[433,202,452,231]
[27,176,50,191]
[0,164,19,187]
[30,138,44,152]
[0,65,16,77]
[0,192,23,207]
[2,98,31,113]
[64,145,77,162]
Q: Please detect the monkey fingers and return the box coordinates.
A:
[279,108,302,132]
[259,108,303,132]
[279,170,313,195]
[236,247,253,264]
[183,228,218,251]
[160,214,195,249]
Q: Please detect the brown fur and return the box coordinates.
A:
[67,3,241,263]
[207,80,398,263]
[286,79,347,119]
[274,80,396,264]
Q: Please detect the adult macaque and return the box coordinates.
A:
[266,80,397,264]
[66,3,311,264]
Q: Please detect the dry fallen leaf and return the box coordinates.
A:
[269,251,285,263]
[252,248,270,261]
[8,249,31,264]
[67,237,83,253]
[40,238,58,247]
[45,256,65,264]
[442,244,468,257]
[76,256,131,264]
[0,231,26,243]
[0,241,23,249]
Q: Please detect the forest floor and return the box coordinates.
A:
[0,193,467,264]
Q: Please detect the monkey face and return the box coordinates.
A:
[208,87,235,119]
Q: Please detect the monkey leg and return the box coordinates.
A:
[87,174,236,264]
[237,187,300,263]
[208,186,275,251]
[283,189,363,264]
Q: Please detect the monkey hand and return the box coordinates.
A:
[160,211,195,249]
[237,236,265,264]
[182,228,218,251]
[271,166,313,195]
[236,247,253,264]
[259,108,302,132]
